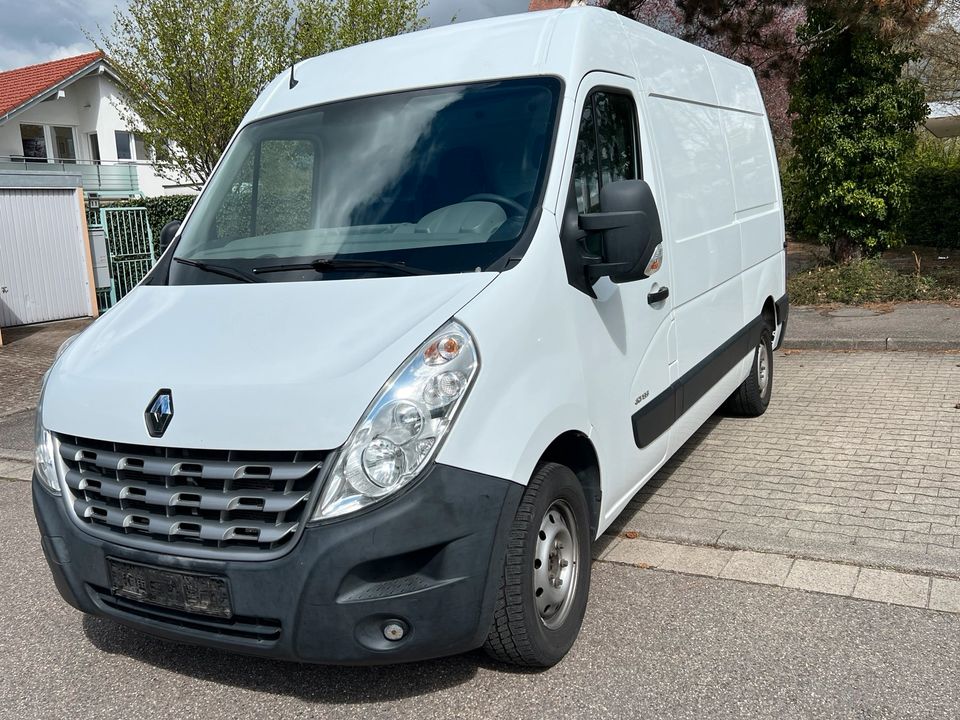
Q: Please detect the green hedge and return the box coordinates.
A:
[902,166,960,250]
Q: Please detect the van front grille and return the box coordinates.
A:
[56,434,327,558]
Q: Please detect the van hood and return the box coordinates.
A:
[42,274,496,450]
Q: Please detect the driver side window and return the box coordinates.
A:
[572,90,641,215]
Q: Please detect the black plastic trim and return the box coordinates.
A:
[632,316,766,448]
[774,293,789,350]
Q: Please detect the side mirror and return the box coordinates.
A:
[158,220,182,253]
[579,179,663,285]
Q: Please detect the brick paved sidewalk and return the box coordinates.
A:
[0,319,90,420]
[0,319,89,471]
[611,351,960,577]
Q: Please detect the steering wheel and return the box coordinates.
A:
[463,193,527,217]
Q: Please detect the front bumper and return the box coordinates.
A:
[33,463,522,665]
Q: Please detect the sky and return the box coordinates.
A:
[0,0,531,72]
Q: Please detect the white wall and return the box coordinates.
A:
[96,75,185,196]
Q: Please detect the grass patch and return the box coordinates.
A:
[788,257,960,305]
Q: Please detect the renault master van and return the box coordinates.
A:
[33,6,787,668]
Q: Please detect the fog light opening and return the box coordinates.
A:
[382,620,408,642]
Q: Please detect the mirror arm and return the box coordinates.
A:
[579,211,644,232]
[585,260,635,282]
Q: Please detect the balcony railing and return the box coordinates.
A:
[0,157,140,197]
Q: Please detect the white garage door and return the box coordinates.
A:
[0,187,94,327]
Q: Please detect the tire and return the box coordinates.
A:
[723,326,774,417]
[483,462,592,667]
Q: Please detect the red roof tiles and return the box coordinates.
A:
[528,0,572,9]
[0,51,103,118]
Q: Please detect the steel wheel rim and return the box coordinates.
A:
[757,341,770,396]
[533,499,580,630]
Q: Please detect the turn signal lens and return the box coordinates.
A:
[423,333,464,365]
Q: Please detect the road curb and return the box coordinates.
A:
[598,536,960,614]
[607,518,960,580]
[0,449,32,462]
[782,338,960,352]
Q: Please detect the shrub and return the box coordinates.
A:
[902,165,960,250]
[787,257,958,304]
[788,10,928,260]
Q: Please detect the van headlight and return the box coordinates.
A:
[313,320,479,520]
[34,333,79,495]
[35,415,60,495]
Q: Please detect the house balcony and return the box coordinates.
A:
[0,156,141,197]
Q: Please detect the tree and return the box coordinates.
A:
[295,0,427,57]
[788,8,929,260]
[916,0,960,109]
[95,0,428,185]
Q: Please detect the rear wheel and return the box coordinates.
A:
[483,462,591,667]
[723,326,774,417]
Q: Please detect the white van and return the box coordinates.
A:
[33,7,787,667]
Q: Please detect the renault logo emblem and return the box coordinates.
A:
[145,389,174,438]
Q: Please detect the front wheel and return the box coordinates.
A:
[723,326,774,417]
[483,462,592,667]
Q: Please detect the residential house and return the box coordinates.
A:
[0,52,191,198]
[927,101,960,139]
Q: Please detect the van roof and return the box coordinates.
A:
[243,6,763,126]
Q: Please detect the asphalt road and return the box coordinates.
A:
[3,481,959,720]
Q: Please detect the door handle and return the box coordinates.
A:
[648,287,670,305]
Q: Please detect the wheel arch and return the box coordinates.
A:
[537,431,602,539]
[762,295,777,329]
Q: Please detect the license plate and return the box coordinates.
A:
[108,559,232,619]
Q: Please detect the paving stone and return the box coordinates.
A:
[592,536,621,561]
[783,559,860,596]
[0,319,90,424]
[0,461,32,482]
[929,578,960,613]
[852,568,930,609]
[719,550,794,586]
[606,352,960,577]
[658,545,732,578]
[605,537,676,567]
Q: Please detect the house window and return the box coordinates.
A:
[134,135,150,161]
[115,130,150,161]
[115,130,132,160]
[20,124,46,162]
[52,126,77,163]
[89,133,101,163]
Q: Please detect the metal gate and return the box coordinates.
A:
[100,207,155,308]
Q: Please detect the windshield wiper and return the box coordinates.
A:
[252,258,433,277]
[174,257,262,284]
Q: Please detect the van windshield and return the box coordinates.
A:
[169,78,560,284]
